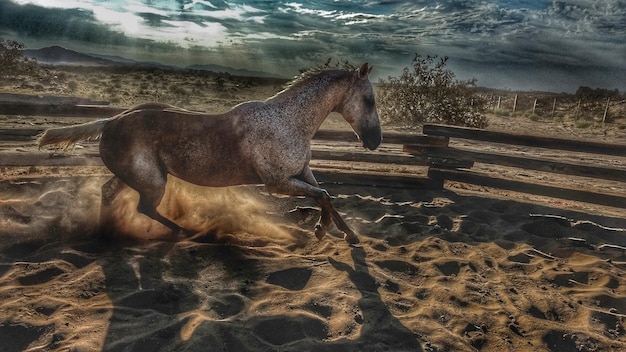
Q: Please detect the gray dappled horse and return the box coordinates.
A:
[38,63,382,244]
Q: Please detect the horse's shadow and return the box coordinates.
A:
[99,239,262,351]
[98,234,423,351]
[325,245,423,351]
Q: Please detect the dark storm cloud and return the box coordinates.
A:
[0,1,175,51]
[0,2,111,42]
[1,0,624,91]
[136,12,175,28]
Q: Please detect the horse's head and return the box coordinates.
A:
[337,63,382,151]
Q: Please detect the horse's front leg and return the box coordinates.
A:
[266,176,359,244]
[296,167,331,240]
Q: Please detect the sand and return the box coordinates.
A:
[1,74,626,351]
[1,165,625,351]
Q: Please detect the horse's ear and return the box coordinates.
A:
[358,63,370,79]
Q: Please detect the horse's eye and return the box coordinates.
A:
[363,96,375,109]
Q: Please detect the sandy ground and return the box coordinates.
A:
[1,86,626,351]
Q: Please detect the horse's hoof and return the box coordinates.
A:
[96,223,118,241]
[177,227,196,238]
[344,233,360,245]
[314,224,326,240]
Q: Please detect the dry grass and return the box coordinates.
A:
[0,66,288,113]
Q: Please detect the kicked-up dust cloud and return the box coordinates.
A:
[0,177,102,247]
[1,175,299,248]
[96,176,298,245]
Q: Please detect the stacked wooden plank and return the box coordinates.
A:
[406,124,626,208]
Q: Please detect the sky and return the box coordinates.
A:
[0,0,624,92]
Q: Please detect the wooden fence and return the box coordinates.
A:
[1,99,626,208]
[407,124,626,208]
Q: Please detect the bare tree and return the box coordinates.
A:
[377,53,487,128]
[0,37,39,77]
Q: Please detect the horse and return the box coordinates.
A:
[38,63,382,244]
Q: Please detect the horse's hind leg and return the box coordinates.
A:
[132,175,194,237]
[98,176,126,237]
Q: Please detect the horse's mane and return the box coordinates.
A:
[283,61,358,90]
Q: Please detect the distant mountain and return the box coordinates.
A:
[23,46,115,66]
[86,53,172,69]
[186,63,281,78]
[22,45,283,79]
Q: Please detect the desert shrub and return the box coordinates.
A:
[377,53,487,128]
[0,37,39,77]
[575,120,594,129]
[169,84,187,96]
[55,71,67,81]
[553,113,565,122]
[67,80,78,92]
[87,77,100,85]
[109,95,121,104]
[575,86,620,100]
[214,77,226,90]
[493,109,510,117]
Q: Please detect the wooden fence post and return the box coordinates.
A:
[603,97,611,124]
[512,94,518,113]
[532,98,538,115]
[551,97,557,118]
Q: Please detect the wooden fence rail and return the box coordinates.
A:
[422,124,626,156]
[410,124,626,208]
[0,103,125,118]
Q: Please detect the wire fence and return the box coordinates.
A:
[482,94,625,123]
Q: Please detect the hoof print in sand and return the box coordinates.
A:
[435,261,461,276]
[507,252,533,264]
[542,330,599,352]
[374,260,419,276]
[18,267,65,286]
[252,315,328,346]
[266,267,312,291]
[303,300,333,319]
[210,294,245,319]
[117,284,197,315]
[0,323,52,352]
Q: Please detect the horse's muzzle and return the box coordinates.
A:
[360,126,382,150]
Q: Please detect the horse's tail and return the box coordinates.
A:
[37,103,176,150]
[38,117,115,150]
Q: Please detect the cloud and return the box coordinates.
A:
[1,0,624,91]
[1,1,127,45]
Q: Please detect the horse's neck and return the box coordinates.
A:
[272,73,351,138]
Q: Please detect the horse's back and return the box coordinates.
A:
[100,106,262,187]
